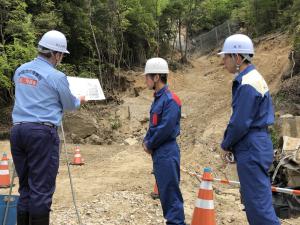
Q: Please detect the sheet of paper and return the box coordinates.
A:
[67,76,105,101]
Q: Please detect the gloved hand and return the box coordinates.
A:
[142,142,153,155]
[221,152,236,164]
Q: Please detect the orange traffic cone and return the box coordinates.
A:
[70,146,84,165]
[0,153,10,188]
[151,182,159,200]
[191,167,216,225]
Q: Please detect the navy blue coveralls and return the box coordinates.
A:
[144,85,185,225]
[10,56,80,217]
[221,65,280,225]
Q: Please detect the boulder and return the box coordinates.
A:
[282,136,300,154]
[124,138,138,146]
[63,112,98,140]
[275,115,300,138]
[85,134,104,145]
[116,106,130,120]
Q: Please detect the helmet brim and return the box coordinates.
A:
[217,51,254,56]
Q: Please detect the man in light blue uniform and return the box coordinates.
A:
[219,34,280,225]
[143,58,186,225]
[10,30,85,225]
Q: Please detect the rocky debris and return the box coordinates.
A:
[124,137,139,146]
[63,112,98,140]
[275,75,300,116]
[280,114,294,118]
[132,87,144,97]
[85,134,104,145]
[274,115,300,138]
[216,194,236,203]
[218,188,240,197]
[116,106,130,121]
[281,136,300,153]
[139,116,149,123]
[51,191,165,225]
[181,113,187,119]
[62,110,118,145]
[58,91,151,146]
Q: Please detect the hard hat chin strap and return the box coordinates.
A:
[151,75,158,90]
[231,54,247,74]
[51,52,63,67]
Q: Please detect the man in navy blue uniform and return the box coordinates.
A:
[219,34,280,225]
[10,30,85,225]
[143,57,186,225]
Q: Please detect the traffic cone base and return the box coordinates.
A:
[192,208,215,224]
[70,162,85,165]
[0,153,10,188]
[151,182,159,200]
[191,167,216,225]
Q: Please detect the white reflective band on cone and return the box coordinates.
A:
[0,161,8,165]
[275,188,293,195]
[200,181,212,190]
[0,170,9,175]
[195,199,214,210]
[74,154,81,157]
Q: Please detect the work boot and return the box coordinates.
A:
[29,213,49,225]
[17,211,29,225]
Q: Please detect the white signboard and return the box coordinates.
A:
[67,76,105,101]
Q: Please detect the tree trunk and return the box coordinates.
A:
[183,0,194,63]
[178,18,184,62]
[155,0,159,55]
[88,0,103,87]
[116,7,124,90]
[0,13,5,47]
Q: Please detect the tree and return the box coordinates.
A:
[159,0,187,62]
[0,0,36,104]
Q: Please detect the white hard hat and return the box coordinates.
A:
[218,34,254,56]
[38,30,69,54]
[144,57,169,74]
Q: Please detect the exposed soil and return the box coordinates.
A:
[0,32,298,225]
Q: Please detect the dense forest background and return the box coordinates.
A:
[1,0,300,105]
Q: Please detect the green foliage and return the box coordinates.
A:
[6,39,36,71]
[0,0,171,104]
[0,39,36,90]
[57,64,78,78]
[0,0,36,103]
[0,0,300,105]
[5,0,36,43]
[270,127,280,149]
[180,0,239,36]
[0,53,11,89]
[231,1,253,29]
[294,25,300,52]
[291,0,300,75]
[110,116,121,130]
[231,0,293,36]
[273,92,287,108]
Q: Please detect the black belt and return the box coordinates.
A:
[13,122,57,129]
